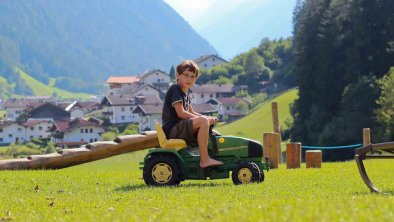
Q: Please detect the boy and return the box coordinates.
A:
[162,60,224,168]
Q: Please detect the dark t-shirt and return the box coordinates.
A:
[162,84,192,138]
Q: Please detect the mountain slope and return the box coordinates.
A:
[216,89,298,141]
[0,0,216,93]
[16,68,91,100]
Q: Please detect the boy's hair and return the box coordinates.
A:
[176,60,200,77]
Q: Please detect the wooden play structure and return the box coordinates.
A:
[0,132,159,170]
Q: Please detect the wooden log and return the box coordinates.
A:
[306,150,322,168]
[286,143,301,169]
[271,102,283,164]
[0,132,160,170]
[263,132,280,169]
[363,128,371,146]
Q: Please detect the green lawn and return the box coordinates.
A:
[16,68,91,100]
[0,152,392,221]
[217,89,298,142]
[0,110,4,120]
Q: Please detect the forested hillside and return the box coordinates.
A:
[0,0,216,94]
[288,0,394,145]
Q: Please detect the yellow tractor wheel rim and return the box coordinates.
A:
[152,163,173,184]
[238,168,253,183]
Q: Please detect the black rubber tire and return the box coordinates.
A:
[232,162,261,185]
[143,154,182,186]
[259,171,265,182]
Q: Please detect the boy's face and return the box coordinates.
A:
[176,70,197,90]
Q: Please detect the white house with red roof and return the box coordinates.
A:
[50,118,105,147]
[193,55,228,69]
[106,76,140,95]
[139,69,171,93]
[0,120,53,144]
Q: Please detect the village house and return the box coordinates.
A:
[0,120,53,145]
[194,54,228,69]
[106,76,140,95]
[133,104,163,133]
[101,94,162,125]
[206,97,251,122]
[28,102,70,121]
[106,69,171,95]
[50,118,105,147]
[2,98,47,121]
[190,84,247,104]
[138,69,171,93]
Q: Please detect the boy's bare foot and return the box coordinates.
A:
[200,158,224,168]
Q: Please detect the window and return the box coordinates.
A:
[121,107,125,112]
[39,126,43,130]
[145,87,148,91]
[201,94,204,98]
[94,138,98,142]
[90,129,93,133]
[39,135,42,138]
[81,139,84,142]
[227,107,230,111]
[8,134,12,138]
[85,129,88,133]
[18,128,22,132]
[130,107,133,111]
[158,79,160,83]
[121,116,125,120]
[212,58,216,61]
[204,64,207,67]
[30,136,33,139]
[0,129,2,133]
[0,138,2,142]
[90,139,93,142]
[80,129,84,133]
[30,127,34,130]
[210,94,213,98]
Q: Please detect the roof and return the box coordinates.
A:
[227,111,247,116]
[217,97,251,105]
[51,118,103,133]
[192,104,217,113]
[133,104,163,115]
[0,121,17,128]
[140,69,169,80]
[21,120,51,127]
[191,84,234,94]
[193,54,228,64]
[106,76,140,84]
[101,94,162,106]
[3,98,45,109]
[131,84,162,94]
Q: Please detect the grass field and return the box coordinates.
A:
[216,89,298,141]
[16,68,91,100]
[0,151,393,222]
[0,110,4,120]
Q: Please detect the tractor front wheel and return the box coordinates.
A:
[143,154,182,186]
[232,162,261,185]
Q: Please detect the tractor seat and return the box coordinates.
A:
[154,120,186,151]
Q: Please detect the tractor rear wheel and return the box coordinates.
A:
[232,162,261,185]
[143,154,182,186]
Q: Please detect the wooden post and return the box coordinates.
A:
[363,128,371,146]
[286,143,301,169]
[306,150,322,168]
[263,132,280,169]
[271,102,283,163]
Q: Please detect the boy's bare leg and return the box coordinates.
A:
[192,116,223,168]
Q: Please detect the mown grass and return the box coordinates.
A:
[0,151,393,222]
[217,89,298,141]
[0,110,5,120]
[16,68,91,100]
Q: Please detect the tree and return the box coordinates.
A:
[375,67,394,141]
[169,65,175,81]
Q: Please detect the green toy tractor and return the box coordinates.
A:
[141,121,270,186]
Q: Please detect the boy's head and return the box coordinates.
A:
[175,60,200,89]
[176,60,200,78]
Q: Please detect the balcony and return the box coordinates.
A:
[103,111,113,115]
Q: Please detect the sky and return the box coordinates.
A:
[163,0,295,59]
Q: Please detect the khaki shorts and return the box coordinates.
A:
[169,119,198,146]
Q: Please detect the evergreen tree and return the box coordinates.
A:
[169,65,175,81]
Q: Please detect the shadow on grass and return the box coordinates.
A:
[352,190,394,196]
[115,182,226,192]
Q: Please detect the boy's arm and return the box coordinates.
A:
[189,104,218,125]
[173,102,199,119]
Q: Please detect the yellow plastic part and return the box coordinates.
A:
[154,120,186,150]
